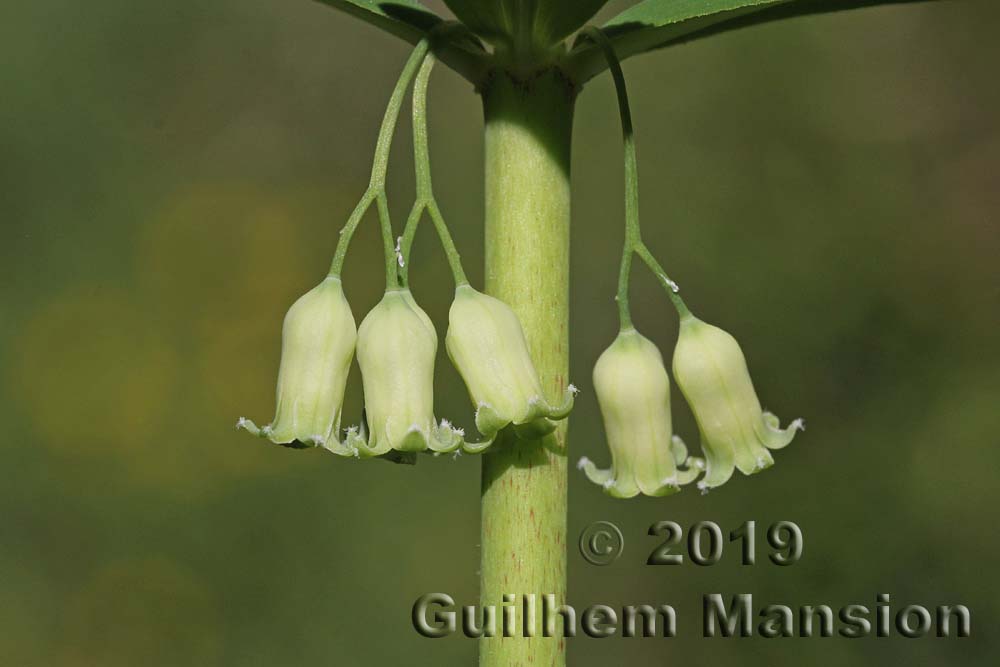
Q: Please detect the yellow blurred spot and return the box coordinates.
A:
[11,288,178,458]
[136,183,316,337]
[58,557,221,666]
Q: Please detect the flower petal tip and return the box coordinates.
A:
[235,417,265,437]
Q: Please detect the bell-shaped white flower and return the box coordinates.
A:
[355,288,487,458]
[237,276,357,451]
[578,329,702,497]
[672,314,803,491]
[445,285,575,440]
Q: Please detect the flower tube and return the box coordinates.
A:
[579,329,701,497]
[672,314,803,491]
[445,285,575,440]
[355,288,479,457]
[237,276,357,452]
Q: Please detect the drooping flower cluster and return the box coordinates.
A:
[578,27,802,496]
[238,42,573,461]
[238,33,803,492]
[240,280,573,459]
[581,313,803,496]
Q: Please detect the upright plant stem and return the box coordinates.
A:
[480,69,575,667]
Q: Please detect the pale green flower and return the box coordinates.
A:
[237,276,357,451]
[579,329,702,497]
[445,285,574,440]
[672,314,803,491]
[356,288,487,457]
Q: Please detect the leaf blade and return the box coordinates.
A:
[313,1,441,41]
[569,0,942,82]
[311,1,487,82]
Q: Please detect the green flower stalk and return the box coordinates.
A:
[237,276,356,451]
[446,285,575,440]
[673,313,804,491]
[327,40,431,285]
[579,329,701,497]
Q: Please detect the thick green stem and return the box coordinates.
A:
[480,69,575,667]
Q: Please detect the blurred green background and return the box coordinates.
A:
[1,0,997,664]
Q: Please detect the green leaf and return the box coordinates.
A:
[311,1,488,82]
[568,0,941,81]
[313,1,442,42]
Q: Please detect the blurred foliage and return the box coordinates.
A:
[1,0,997,665]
